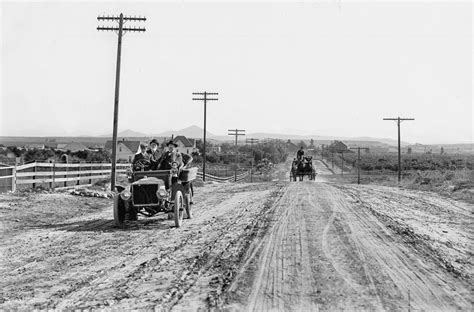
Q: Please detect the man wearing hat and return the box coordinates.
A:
[147,138,163,170]
[158,140,183,170]
[132,143,151,171]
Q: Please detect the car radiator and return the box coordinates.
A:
[132,184,159,205]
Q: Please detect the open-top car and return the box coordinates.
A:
[114,167,198,228]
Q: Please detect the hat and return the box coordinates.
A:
[149,139,159,146]
[166,140,178,147]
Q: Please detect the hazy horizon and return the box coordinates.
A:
[1,1,472,145]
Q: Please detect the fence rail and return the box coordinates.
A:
[197,170,250,182]
[0,162,131,193]
[0,162,251,193]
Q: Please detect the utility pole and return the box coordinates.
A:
[192,92,218,182]
[383,117,415,182]
[97,14,146,191]
[228,129,246,182]
[350,147,369,184]
[246,138,259,182]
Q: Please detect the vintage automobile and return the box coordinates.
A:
[113,166,198,228]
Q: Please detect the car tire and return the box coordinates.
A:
[173,189,184,228]
[184,193,192,219]
[113,195,126,228]
[126,202,138,221]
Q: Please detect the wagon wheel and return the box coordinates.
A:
[173,189,184,227]
[113,195,126,228]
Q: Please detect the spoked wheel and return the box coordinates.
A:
[173,189,184,227]
[113,195,126,228]
[184,193,192,219]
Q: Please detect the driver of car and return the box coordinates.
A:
[132,143,151,171]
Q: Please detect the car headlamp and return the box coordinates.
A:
[120,190,132,200]
[156,185,167,198]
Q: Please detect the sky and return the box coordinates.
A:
[1,0,472,144]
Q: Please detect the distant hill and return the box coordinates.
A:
[100,129,148,138]
[153,125,215,139]
[209,132,409,147]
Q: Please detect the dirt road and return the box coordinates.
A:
[0,183,286,310]
[1,160,472,310]
[221,181,472,311]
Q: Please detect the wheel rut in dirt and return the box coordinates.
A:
[220,182,472,311]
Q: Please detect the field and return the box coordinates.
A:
[333,152,474,171]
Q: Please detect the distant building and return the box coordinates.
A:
[211,145,222,153]
[105,139,142,162]
[56,142,89,153]
[84,143,104,152]
[173,136,199,154]
[328,140,350,153]
[24,143,46,150]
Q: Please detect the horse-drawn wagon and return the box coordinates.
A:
[114,167,197,228]
[290,156,316,181]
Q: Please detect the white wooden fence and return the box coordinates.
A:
[0,162,251,193]
[0,162,131,192]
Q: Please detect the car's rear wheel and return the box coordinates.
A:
[184,193,192,219]
[113,195,126,228]
[173,189,184,227]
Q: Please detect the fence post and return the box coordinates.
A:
[77,162,81,186]
[52,161,56,190]
[12,165,17,193]
[49,162,53,189]
[64,162,68,187]
[89,165,92,184]
[32,161,37,189]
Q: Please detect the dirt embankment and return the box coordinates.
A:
[0,182,286,310]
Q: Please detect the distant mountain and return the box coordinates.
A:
[100,129,148,138]
[209,132,409,147]
[153,125,215,139]
[97,126,408,146]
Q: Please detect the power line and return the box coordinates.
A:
[228,129,246,182]
[383,117,415,182]
[192,92,218,182]
[246,138,259,145]
[97,13,146,191]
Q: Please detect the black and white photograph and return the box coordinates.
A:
[0,0,472,310]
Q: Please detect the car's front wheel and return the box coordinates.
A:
[113,195,126,228]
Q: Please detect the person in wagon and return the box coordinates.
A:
[297,146,305,161]
[132,143,151,171]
